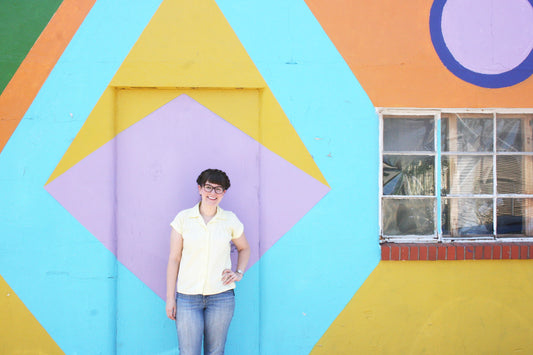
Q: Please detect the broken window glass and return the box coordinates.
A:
[497,118,523,152]
[442,115,493,152]
[442,198,493,237]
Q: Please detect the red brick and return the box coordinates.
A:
[400,246,409,260]
[483,245,492,259]
[474,245,483,259]
[419,246,428,260]
[447,246,456,260]
[465,245,474,260]
[381,245,390,260]
[437,246,447,260]
[456,245,465,260]
[502,245,511,259]
[493,245,502,259]
[428,246,437,260]
[391,245,400,260]
[410,246,419,260]
[382,242,533,262]
[520,245,528,259]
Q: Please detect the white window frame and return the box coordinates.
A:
[378,107,533,243]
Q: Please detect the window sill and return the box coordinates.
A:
[381,242,533,260]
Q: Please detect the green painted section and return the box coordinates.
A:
[0,0,63,94]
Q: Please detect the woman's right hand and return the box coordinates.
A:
[166,298,177,320]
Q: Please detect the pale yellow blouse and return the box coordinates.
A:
[170,203,244,295]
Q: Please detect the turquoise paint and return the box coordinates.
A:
[216,0,380,353]
[0,0,163,353]
[116,263,178,354]
[226,265,261,353]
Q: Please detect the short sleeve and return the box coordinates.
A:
[230,213,244,240]
[170,212,183,234]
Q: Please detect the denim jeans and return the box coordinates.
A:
[176,289,235,355]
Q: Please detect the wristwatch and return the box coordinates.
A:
[236,269,244,275]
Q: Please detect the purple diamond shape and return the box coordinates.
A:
[45,95,329,299]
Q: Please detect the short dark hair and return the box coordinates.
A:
[196,169,231,190]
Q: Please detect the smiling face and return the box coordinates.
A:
[198,181,226,208]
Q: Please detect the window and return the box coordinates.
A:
[379,109,533,243]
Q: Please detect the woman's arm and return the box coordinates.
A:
[222,232,250,285]
[166,228,183,320]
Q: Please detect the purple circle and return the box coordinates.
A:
[442,0,533,74]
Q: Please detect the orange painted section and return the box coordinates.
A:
[0,0,96,153]
[305,0,533,108]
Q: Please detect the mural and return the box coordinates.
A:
[1,0,532,354]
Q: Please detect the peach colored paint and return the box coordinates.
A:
[305,0,533,108]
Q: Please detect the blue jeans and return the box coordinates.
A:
[176,290,235,355]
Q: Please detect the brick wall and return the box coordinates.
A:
[381,243,533,260]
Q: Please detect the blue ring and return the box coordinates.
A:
[429,0,533,88]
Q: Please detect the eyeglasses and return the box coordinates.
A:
[203,184,225,194]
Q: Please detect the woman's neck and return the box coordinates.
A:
[199,202,217,219]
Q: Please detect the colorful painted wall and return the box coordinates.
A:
[1,0,532,354]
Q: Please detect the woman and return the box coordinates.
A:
[166,168,250,355]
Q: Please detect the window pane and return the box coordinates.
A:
[497,118,523,152]
[383,117,434,152]
[441,155,493,195]
[382,198,435,235]
[497,198,533,236]
[442,115,493,152]
[497,156,533,194]
[496,114,533,152]
[383,155,435,195]
[442,198,493,236]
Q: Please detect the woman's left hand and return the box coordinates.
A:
[221,269,242,285]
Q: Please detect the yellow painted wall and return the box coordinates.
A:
[312,261,533,354]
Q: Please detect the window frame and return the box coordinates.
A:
[378,107,533,243]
